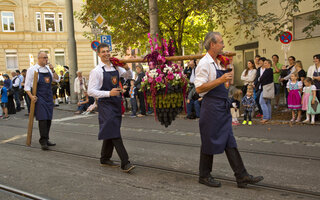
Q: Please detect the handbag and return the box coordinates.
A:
[262,82,274,99]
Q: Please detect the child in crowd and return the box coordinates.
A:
[74,91,95,114]
[129,79,138,117]
[231,89,242,125]
[301,77,320,124]
[0,80,9,119]
[287,73,303,122]
[242,89,256,125]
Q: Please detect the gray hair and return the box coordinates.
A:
[38,51,47,58]
[76,71,82,74]
[203,32,221,51]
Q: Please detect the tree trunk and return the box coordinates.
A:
[149,0,159,39]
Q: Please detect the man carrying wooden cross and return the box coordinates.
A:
[25,51,59,150]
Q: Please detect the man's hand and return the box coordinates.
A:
[219,72,233,83]
[312,99,315,105]
[187,99,190,104]
[30,95,37,103]
[110,88,122,96]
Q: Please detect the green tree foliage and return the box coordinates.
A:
[75,0,320,56]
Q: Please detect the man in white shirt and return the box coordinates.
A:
[195,31,263,188]
[11,71,21,111]
[74,71,86,101]
[88,43,135,173]
[25,51,59,150]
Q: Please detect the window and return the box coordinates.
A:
[44,13,55,32]
[5,50,18,70]
[293,11,320,40]
[58,13,63,32]
[1,11,15,32]
[55,50,65,66]
[36,12,41,32]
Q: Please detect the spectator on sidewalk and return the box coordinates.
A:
[254,57,266,118]
[129,79,138,117]
[16,70,25,109]
[58,70,65,103]
[74,71,87,101]
[11,71,21,112]
[307,54,320,100]
[74,91,94,114]
[295,61,306,83]
[3,74,16,115]
[271,55,283,109]
[21,69,30,115]
[63,66,70,103]
[134,64,146,117]
[231,89,242,126]
[241,89,256,126]
[280,56,296,103]
[240,60,256,95]
[0,80,9,119]
[257,59,274,124]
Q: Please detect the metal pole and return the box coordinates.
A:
[95,33,99,65]
[65,0,78,103]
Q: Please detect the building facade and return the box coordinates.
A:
[221,0,320,86]
[0,0,95,77]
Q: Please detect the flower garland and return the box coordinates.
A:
[140,34,188,127]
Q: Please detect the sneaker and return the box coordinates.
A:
[100,160,119,168]
[248,121,252,126]
[295,118,301,123]
[74,110,82,115]
[129,114,136,118]
[121,163,135,173]
[137,114,146,117]
[242,120,247,125]
[3,116,9,120]
[290,118,295,122]
[311,121,315,125]
[232,122,239,126]
[274,105,278,109]
[256,114,263,118]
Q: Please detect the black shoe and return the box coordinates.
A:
[47,141,56,146]
[100,160,119,168]
[121,163,135,173]
[199,176,221,187]
[41,144,49,151]
[236,175,264,188]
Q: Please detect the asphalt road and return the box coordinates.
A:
[0,107,319,200]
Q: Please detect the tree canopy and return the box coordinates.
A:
[76,0,320,56]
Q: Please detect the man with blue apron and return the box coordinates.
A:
[195,32,263,188]
[25,52,59,150]
[88,43,135,173]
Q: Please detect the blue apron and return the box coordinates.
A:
[313,68,320,100]
[97,67,122,140]
[35,69,54,120]
[199,62,237,155]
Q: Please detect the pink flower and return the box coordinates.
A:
[167,72,174,80]
[156,69,161,74]
[155,44,159,50]
[149,62,155,69]
[155,76,162,83]
[157,55,166,63]
[148,77,154,83]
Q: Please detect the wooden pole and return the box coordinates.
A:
[26,72,38,146]
[118,52,236,63]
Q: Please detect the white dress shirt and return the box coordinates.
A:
[88,61,133,98]
[194,53,223,97]
[189,68,195,83]
[24,64,59,91]
[12,76,20,88]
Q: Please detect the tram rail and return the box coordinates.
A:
[0,184,49,200]
[3,142,320,199]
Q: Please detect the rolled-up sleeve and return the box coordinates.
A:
[194,63,209,89]
[24,67,35,91]
[88,69,110,98]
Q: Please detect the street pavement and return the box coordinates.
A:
[0,104,319,200]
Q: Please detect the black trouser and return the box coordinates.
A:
[199,148,248,179]
[24,93,30,113]
[199,151,213,178]
[101,138,129,168]
[244,110,252,121]
[38,120,52,145]
[137,91,146,115]
[255,89,262,115]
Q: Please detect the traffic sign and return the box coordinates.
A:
[94,14,106,27]
[280,32,293,44]
[101,35,112,51]
[91,40,100,51]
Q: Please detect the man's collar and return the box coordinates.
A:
[98,61,113,68]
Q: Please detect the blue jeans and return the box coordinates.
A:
[13,89,20,110]
[130,98,137,115]
[187,99,200,118]
[259,91,272,120]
